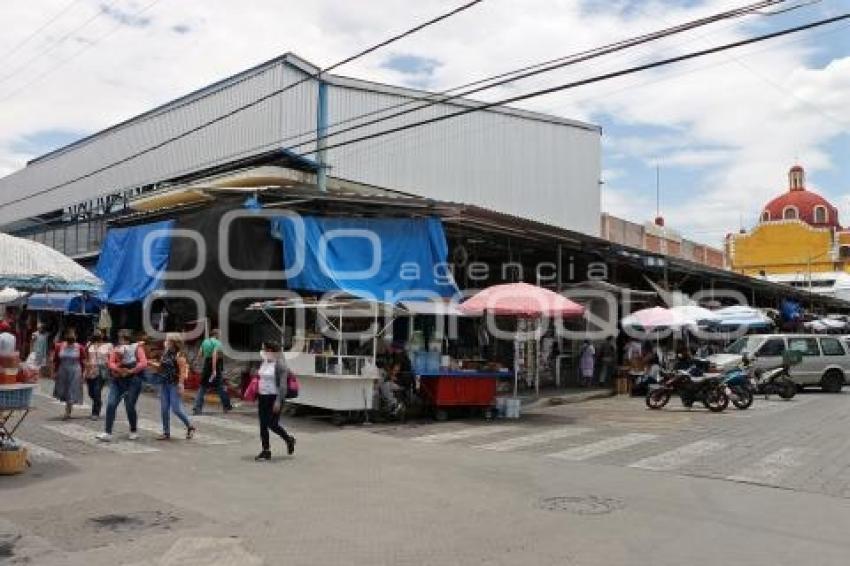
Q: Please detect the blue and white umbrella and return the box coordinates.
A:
[713,305,774,329]
[0,233,102,292]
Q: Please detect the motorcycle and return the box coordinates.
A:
[646,368,729,412]
[742,353,797,400]
[721,367,754,410]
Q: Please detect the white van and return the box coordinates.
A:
[709,334,849,392]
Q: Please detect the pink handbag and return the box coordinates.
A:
[243,375,259,401]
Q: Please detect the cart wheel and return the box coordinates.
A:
[331,412,347,427]
[435,409,449,422]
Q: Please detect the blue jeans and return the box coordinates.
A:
[104,375,142,434]
[160,382,191,435]
[193,376,232,414]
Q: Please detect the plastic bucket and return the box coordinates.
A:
[504,398,521,419]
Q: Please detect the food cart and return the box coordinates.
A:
[247,296,402,425]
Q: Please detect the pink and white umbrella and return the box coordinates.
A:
[458,282,585,318]
[621,306,690,330]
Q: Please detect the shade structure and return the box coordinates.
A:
[669,305,721,325]
[0,233,102,292]
[0,287,27,305]
[458,283,585,318]
[713,305,773,329]
[621,306,690,330]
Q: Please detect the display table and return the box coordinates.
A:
[0,384,35,474]
[418,371,509,420]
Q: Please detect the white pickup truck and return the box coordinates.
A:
[708,334,850,393]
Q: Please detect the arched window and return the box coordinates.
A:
[783,206,799,220]
[814,205,828,224]
[761,210,771,222]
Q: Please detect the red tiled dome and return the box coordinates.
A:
[760,165,840,229]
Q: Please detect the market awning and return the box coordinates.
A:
[94,220,174,305]
[271,216,459,303]
[27,292,102,314]
[399,300,469,316]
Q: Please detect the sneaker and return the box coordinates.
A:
[254,450,271,461]
[128,432,139,441]
[285,436,296,456]
[156,434,170,441]
[96,432,112,442]
[89,415,99,421]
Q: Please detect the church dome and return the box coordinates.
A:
[760,165,840,229]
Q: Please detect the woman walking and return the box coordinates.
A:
[255,341,295,461]
[53,328,86,419]
[155,333,196,440]
[97,329,147,442]
[85,331,112,420]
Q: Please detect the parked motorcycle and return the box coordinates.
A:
[742,353,797,400]
[646,368,729,412]
[721,367,754,410]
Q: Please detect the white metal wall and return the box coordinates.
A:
[325,84,601,236]
[0,60,317,225]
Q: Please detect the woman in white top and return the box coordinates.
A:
[255,341,296,461]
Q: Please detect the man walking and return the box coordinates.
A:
[193,329,232,415]
[597,336,616,387]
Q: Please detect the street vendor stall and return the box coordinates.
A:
[247,296,401,424]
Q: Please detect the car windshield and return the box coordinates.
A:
[725,336,762,355]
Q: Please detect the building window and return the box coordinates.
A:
[814,205,828,224]
[761,210,771,222]
[783,206,799,220]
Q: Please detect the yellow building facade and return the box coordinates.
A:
[727,165,848,278]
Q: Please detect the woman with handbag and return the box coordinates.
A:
[255,341,296,461]
[155,333,196,440]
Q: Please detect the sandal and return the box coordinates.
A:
[186,426,196,440]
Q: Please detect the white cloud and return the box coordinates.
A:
[0,0,846,246]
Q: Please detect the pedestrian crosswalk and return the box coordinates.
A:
[629,439,726,472]
[42,423,160,454]
[727,447,810,486]
[547,433,658,461]
[474,427,593,452]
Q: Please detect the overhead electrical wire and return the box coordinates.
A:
[0,0,85,65]
[290,12,850,158]
[1,0,488,209]
[274,0,789,149]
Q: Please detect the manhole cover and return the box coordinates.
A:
[538,495,624,515]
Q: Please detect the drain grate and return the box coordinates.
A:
[537,495,624,515]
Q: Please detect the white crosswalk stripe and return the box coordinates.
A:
[413,425,518,444]
[474,427,594,452]
[34,389,91,411]
[628,439,726,472]
[192,415,259,436]
[727,447,809,485]
[17,440,66,462]
[42,424,159,454]
[136,418,235,446]
[547,433,658,461]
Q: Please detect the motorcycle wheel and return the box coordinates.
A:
[645,389,670,410]
[703,387,729,412]
[778,381,797,400]
[731,387,753,410]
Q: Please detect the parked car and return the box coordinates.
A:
[708,334,849,392]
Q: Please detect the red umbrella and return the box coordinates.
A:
[458,282,585,318]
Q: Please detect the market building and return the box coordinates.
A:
[726,164,850,301]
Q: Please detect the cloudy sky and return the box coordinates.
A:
[0,0,848,246]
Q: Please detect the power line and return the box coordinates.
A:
[0,0,84,65]
[289,13,850,158]
[275,0,788,149]
[0,0,487,209]
[0,0,120,89]
[0,0,164,103]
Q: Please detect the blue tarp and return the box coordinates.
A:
[94,220,174,305]
[27,292,102,314]
[272,216,458,303]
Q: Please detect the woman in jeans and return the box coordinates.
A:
[155,334,196,440]
[255,341,295,461]
[97,329,147,442]
[85,331,113,420]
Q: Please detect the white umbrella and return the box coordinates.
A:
[0,233,102,292]
[621,306,690,330]
[0,287,27,304]
[714,305,773,328]
[670,305,721,325]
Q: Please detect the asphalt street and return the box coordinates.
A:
[3,382,850,565]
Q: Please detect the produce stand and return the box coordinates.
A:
[418,370,509,420]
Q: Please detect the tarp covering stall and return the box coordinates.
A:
[272,216,458,302]
[94,220,173,304]
[27,292,102,315]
